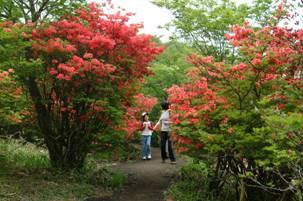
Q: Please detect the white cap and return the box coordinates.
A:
[142,112,148,117]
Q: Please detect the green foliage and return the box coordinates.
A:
[142,41,195,122]
[0,0,22,22]
[170,75,303,200]
[0,77,28,130]
[143,41,195,100]
[110,171,126,189]
[163,1,303,200]
[153,0,275,61]
[249,0,276,24]
[166,161,238,201]
[0,0,87,22]
[91,131,140,161]
[0,24,43,142]
[166,162,211,201]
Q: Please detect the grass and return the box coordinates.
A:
[0,138,124,201]
[165,162,210,201]
[0,175,106,201]
[165,161,239,201]
[0,138,49,170]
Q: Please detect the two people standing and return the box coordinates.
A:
[140,101,176,164]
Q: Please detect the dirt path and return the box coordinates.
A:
[115,148,184,201]
[84,147,185,201]
[112,147,185,201]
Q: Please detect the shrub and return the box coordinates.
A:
[0,2,162,168]
[167,4,303,201]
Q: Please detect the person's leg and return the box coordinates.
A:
[147,135,151,159]
[142,136,147,159]
[165,141,169,159]
[167,133,176,162]
[160,132,167,161]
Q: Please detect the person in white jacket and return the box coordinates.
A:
[154,101,176,164]
[140,112,154,160]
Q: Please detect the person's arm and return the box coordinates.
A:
[148,122,154,131]
[168,109,173,124]
[154,119,161,130]
[140,122,146,131]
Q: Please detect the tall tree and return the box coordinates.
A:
[0,0,86,23]
[152,0,276,61]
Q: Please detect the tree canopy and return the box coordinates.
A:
[0,0,86,22]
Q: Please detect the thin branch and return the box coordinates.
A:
[12,0,29,22]
[247,177,294,193]
[35,0,50,21]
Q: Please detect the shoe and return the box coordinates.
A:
[142,156,146,160]
[162,159,166,163]
[171,161,177,164]
[147,155,151,160]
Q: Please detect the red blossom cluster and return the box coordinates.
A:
[0,69,14,82]
[25,2,163,129]
[31,3,163,84]
[167,77,224,152]
[226,21,303,85]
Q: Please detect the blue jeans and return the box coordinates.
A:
[141,135,151,157]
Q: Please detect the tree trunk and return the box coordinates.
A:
[47,137,88,169]
[239,180,246,201]
[25,77,89,169]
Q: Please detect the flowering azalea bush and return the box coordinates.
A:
[0,70,22,125]
[0,69,36,137]
[0,2,163,168]
[168,6,303,200]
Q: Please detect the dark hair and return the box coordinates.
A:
[161,101,170,110]
[142,112,149,121]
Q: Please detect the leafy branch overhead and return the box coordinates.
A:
[0,0,86,22]
[152,0,297,62]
